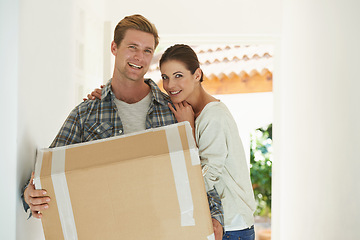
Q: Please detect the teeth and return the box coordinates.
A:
[170,90,181,95]
[128,62,142,69]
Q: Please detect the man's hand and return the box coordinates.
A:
[83,85,104,101]
[24,172,50,218]
[212,218,223,240]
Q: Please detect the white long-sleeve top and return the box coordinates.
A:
[195,101,256,231]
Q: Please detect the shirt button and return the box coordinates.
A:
[119,130,123,134]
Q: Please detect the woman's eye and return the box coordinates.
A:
[161,75,168,80]
[175,74,183,78]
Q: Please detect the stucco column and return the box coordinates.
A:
[273,0,360,239]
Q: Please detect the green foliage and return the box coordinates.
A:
[250,123,272,217]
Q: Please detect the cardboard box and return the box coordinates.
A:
[34,122,214,240]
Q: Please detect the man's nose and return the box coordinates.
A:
[134,50,144,61]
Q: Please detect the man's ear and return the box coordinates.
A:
[111,41,118,56]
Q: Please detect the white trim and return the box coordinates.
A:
[158,34,280,46]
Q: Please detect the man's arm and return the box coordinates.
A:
[22,107,83,218]
[207,188,224,240]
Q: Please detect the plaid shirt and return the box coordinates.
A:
[50,79,176,147]
[24,78,224,226]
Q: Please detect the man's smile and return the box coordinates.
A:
[128,62,142,69]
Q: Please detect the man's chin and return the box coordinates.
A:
[126,74,145,82]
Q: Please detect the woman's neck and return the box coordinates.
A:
[189,86,219,119]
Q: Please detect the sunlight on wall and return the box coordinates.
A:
[216,92,273,165]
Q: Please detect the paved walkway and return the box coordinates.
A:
[254,216,271,240]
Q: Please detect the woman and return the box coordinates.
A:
[159,44,256,240]
[88,44,256,240]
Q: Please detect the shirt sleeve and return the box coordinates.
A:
[49,107,83,148]
[197,111,229,191]
[207,187,224,228]
[21,177,32,219]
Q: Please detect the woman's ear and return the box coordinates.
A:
[194,68,202,82]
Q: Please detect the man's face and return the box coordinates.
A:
[112,29,155,82]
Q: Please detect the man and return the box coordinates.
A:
[22,14,224,239]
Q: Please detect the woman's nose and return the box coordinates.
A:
[167,79,175,89]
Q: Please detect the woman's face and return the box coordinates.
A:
[160,60,200,103]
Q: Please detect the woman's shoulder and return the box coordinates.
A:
[201,101,230,117]
[197,101,232,125]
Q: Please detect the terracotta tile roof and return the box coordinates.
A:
[146,44,273,80]
[145,44,274,94]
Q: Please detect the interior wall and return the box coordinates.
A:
[5,0,104,239]
[16,1,78,239]
[104,0,282,35]
[0,0,19,239]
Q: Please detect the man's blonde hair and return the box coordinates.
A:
[113,14,159,48]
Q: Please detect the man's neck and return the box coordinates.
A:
[111,77,150,104]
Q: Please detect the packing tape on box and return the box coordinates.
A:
[34,150,43,188]
[165,126,195,226]
[207,233,215,240]
[51,148,78,239]
[190,148,200,165]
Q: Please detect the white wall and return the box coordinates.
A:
[0,0,105,239]
[15,1,79,239]
[73,0,105,100]
[273,0,360,239]
[216,93,273,165]
[104,0,282,35]
[0,1,19,239]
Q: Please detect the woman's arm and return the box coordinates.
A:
[196,109,228,191]
[83,85,104,101]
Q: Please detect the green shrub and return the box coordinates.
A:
[250,123,272,217]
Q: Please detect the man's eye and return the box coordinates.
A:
[129,46,136,49]
[145,49,153,54]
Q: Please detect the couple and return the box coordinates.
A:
[22,14,256,240]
